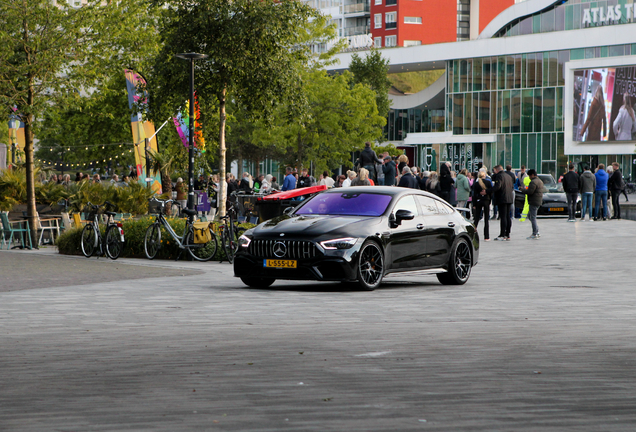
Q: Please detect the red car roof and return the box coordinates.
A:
[259,185,327,201]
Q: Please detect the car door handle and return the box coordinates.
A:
[448,222,455,227]
[416,224,424,229]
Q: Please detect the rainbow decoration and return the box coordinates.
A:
[173,92,205,153]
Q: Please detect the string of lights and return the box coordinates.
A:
[37,148,136,168]
[40,142,136,151]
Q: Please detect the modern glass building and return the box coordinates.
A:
[330,0,636,180]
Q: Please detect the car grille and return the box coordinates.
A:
[249,240,320,260]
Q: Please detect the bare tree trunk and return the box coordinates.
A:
[219,86,227,218]
[24,109,37,248]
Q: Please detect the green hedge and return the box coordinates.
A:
[56,217,255,261]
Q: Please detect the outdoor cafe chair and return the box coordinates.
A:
[0,212,32,250]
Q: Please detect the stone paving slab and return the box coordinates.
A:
[1,218,636,431]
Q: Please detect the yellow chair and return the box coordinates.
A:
[72,213,84,228]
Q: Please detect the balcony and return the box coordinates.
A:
[343,25,371,36]
[386,0,397,5]
[342,2,370,14]
[385,21,397,29]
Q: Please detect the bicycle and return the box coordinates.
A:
[219,191,246,264]
[143,198,218,261]
[80,201,125,260]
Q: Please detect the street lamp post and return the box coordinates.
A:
[175,52,208,211]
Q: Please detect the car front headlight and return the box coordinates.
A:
[238,234,252,248]
[319,237,357,250]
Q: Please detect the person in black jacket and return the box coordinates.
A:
[358,142,383,182]
[398,166,419,189]
[490,165,514,240]
[562,163,580,222]
[472,170,493,241]
[439,162,455,203]
[382,156,397,186]
[608,162,623,219]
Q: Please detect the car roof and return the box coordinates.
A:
[322,186,443,201]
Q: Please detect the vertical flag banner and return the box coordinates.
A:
[7,109,25,167]
[172,92,206,152]
[124,69,161,193]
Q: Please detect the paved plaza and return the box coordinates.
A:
[1,217,636,431]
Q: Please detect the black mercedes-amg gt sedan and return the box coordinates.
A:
[234,186,479,290]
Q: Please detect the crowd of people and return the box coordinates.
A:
[41,171,135,187]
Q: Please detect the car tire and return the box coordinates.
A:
[240,276,276,288]
[356,240,384,291]
[437,237,472,285]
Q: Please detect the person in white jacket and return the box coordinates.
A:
[613,93,636,141]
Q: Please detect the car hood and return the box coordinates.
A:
[253,214,379,238]
[543,193,566,202]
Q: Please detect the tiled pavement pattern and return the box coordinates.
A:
[1,218,635,431]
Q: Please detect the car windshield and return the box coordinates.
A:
[538,175,563,192]
[295,192,393,217]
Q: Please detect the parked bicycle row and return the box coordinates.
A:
[79,191,246,263]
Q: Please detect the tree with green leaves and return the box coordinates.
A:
[252,69,386,175]
[0,0,159,242]
[147,0,336,217]
[349,50,392,118]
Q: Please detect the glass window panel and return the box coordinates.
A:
[498,56,506,90]
[446,95,452,131]
[526,53,536,88]
[556,87,564,132]
[447,62,453,93]
[490,91,498,134]
[557,133,566,173]
[473,93,480,134]
[565,4,574,30]
[609,45,625,56]
[407,109,414,133]
[555,5,565,31]
[543,52,550,87]
[505,134,512,167]
[572,4,581,30]
[511,90,521,133]
[415,109,422,133]
[522,89,534,133]
[497,135,506,167]
[536,53,543,87]
[601,46,609,57]
[633,44,636,55]
[542,161,557,179]
[533,15,541,33]
[520,134,528,168]
[551,132,557,160]
[595,47,601,58]
[549,51,558,86]
[501,90,511,133]
[542,133,551,162]
[521,54,527,89]
[515,55,522,89]
[570,48,585,60]
[512,134,521,168]
[534,89,543,132]
[557,50,570,86]
[388,110,395,140]
[453,94,464,135]
[460,60,467,92]
[506,55,515,89]
[585,47,595,58]
[453,60,460,93]
[541,9,555,32]
[473,58,482,91]
[527,134,537,170]
[466,59,472,92]
[535,134,542,169]
[482,57,491,91]
[479,92,490,134]
[543,88,555,132]
[464,92,472,135]
[520,16,532,34]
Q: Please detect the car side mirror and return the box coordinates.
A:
[393,209,415,227]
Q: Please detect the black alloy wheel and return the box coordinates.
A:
[437,238,472,285]
[357,240,384,291]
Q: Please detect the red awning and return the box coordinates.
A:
[259,185,327,201]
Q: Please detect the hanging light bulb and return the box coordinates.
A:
[85,147,88,150]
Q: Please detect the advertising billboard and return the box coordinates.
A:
[573,65,636,143]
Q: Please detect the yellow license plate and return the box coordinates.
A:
[264,259,297,268]
[549,207,564,212]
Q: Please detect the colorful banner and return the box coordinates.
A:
[124,69,161,193]
[173,92,206,152]
[7,109,25,166]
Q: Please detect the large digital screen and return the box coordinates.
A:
[573,65,636,143]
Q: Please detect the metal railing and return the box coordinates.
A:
[342,2,370,14]
[385,21,397,29]
[343,25,370,36]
